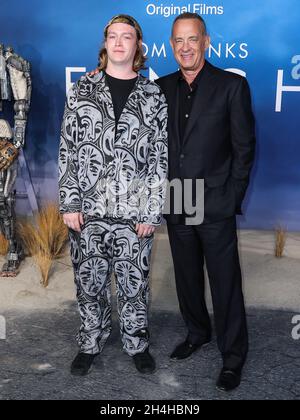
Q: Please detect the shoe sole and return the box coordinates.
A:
[136,367,157,375]
[70,367,92,376]
[215,384,240,393]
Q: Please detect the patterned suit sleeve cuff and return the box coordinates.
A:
[138,214,162,226]
[59,203,82,214]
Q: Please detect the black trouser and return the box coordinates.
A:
[167,216,248,371]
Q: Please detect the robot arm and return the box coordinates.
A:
[6,49,31,149]
[0,44,10,109]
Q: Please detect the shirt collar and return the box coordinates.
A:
[178,60,207,88]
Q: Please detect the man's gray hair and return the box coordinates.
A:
[172,13,207,36]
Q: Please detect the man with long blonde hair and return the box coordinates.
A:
[59,15,168,376]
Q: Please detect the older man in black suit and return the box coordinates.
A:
[157,13,255,392]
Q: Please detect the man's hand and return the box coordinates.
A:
[63,212,84,232]
[136,224,156,238]
[0,139,19,170]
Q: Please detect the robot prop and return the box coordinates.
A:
[0,44,31,277]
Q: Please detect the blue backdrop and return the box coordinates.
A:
[1,0,299,230]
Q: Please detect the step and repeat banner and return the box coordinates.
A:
[1,0,299,229]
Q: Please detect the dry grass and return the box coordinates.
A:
[33,252,53,288]
[0,233,9,256]
[36,203,68,259]
[275,227,287,258]
[18,203,68,287]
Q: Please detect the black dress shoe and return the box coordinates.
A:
[70,352,97,376]
[133,348,156,374]
[216,368,241,392]
[170,339,210,361]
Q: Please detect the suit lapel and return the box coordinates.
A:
[182,62,216,146]
[95,71,111,103]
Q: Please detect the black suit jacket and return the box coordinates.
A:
[156,61,256,225]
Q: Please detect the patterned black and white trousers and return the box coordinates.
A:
[69,217,154,356]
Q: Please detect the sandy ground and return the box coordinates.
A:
[0,229,299,313]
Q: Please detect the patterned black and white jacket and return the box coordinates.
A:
[58,71,168,226]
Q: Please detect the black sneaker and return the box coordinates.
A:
[70,352,96,376]
[133,348,156,374]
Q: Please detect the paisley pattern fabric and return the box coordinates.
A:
[59,71,168,226]
[69,217,153,356]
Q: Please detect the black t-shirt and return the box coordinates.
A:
[105,73,138,124]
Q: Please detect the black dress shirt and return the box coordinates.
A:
[178,66,205,143]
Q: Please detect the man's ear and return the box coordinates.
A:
[169,37,175,52]
[204,36,210,50]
